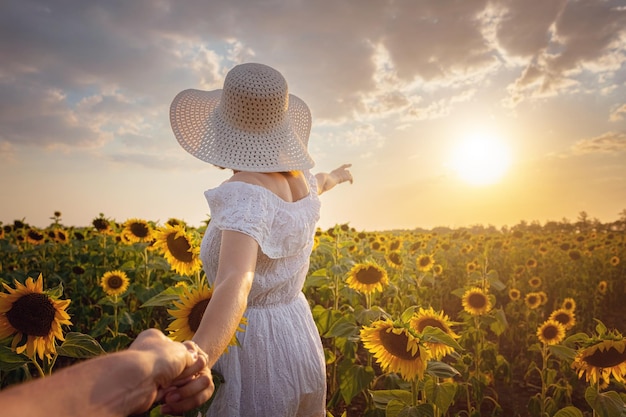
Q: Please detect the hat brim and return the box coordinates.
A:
[170,88,314,172]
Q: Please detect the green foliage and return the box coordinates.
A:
[1,219,625,416]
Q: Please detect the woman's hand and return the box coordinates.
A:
[127,329,214,415]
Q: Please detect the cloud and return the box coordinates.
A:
[0,0,624,159]
[0,81,109,148]
[571,131,626,154]
[504,0,626,104]
[610,104,626,122]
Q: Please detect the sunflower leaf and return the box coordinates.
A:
[424,377,457,414]
[426,360,461,378]
[485,270,506,292]
[141,286,184,308]
[393,402,435,417]
[585,387,626,417]
[0,346,29,371]
[421,326,463,352]
[553,406,584,417]
[563,332,591,347]
[548,344,577,362]
[46,282,64,299]
[338,362,375,405]
[400,306,418,323]
[305,272,330,289]
[370,389,412,410]
[327,316,359,339]
[57,332,106,358]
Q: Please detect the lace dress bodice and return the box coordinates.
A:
[199,172,326,417]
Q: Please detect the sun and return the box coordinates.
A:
[449,133,512,186]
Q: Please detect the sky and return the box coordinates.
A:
[1,0,626,232]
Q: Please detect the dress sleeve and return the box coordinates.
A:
[204,181,312,258]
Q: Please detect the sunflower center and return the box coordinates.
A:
[388,253,402,265]
[541,325,559,340]
[188,299,210,332]
[418,257,431,268]
[130,223,150,238]
[106,275,124,289]
[167,233,194,263]
[416,318,447,333]
[6,293,56,336]
[93,218,110,231]
[356,266,384,284]
[553,313,571,326]
[27,230,44,241]
[379,329,419,361]
[584,346,626,368]
[468,293,487,309]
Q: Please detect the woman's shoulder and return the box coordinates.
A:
[226,171,309,203]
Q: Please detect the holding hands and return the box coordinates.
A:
[128,329,214,415]
[0,328,214,417]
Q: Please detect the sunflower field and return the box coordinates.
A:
[1,212,625,417]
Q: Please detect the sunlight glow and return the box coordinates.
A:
[449,133,512,186]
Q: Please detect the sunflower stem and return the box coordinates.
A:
[30,357,46,379]
[411,378,419,406]
[143,246,150,288]
[540,343,548,417]
[473,315,482,380]
[113,295,119,337]
[48,353,58,376]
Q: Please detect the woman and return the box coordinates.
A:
[170,63,351,416]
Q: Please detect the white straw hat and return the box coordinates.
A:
[170,63,314,172]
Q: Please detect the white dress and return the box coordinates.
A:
[199,172,326,417]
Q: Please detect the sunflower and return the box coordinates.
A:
[0,274,72,359]
[528,276,542,288]
[54,228,69,244]
[385,251,404,270]
[537,320,566,345]
[370,240,382,251]
[410,307,459,359]
[388,239,403,252]
[549,308,576,330]
[526,258,538,269]
[466,261,478,274]
[122,218,153,243]
[92,216,113,234]
[167,283,246,352]
[572,338,626,385]
[561,297,576,312]
[152,224,202,276]
[25,228,45,245]
[610,256,620,266]
[461,287,492,316]
[597,280,608,295]
[525,292,542,309]
[312,235,320,251]
[508,288,521,301]
[416,254,435,272]
[360,319,430,381]
[346,263,389,295]
[432,264,443,275]
[100,270,130,297]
